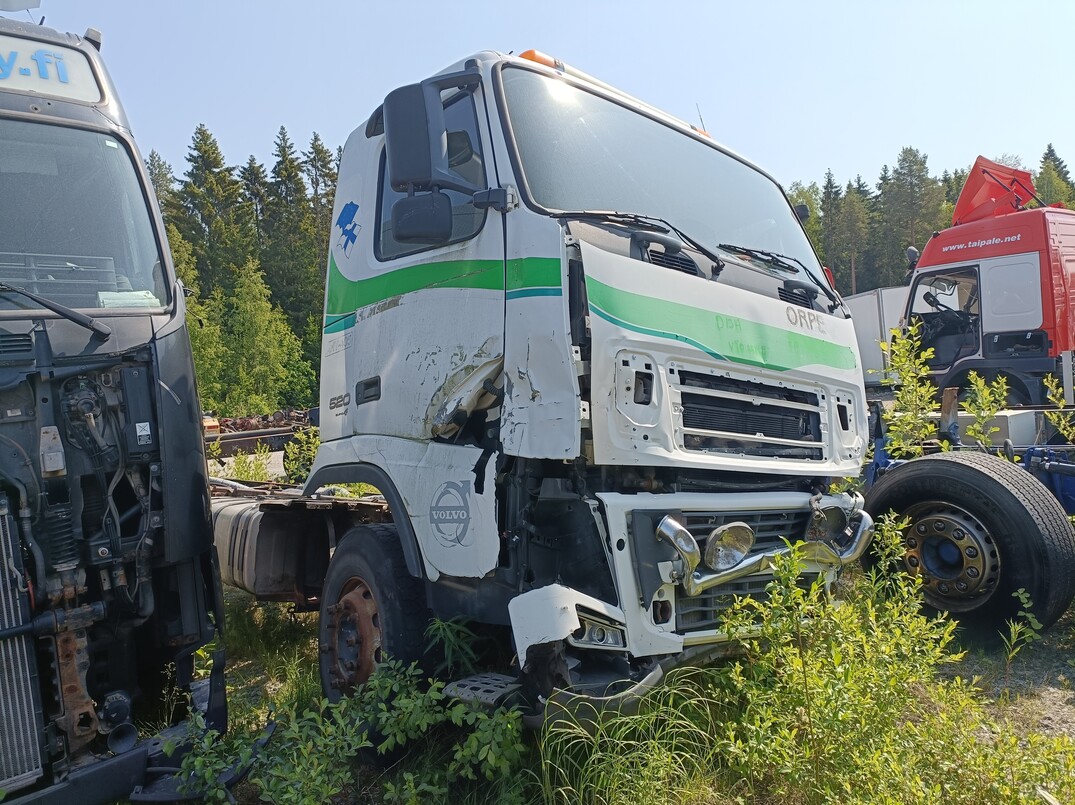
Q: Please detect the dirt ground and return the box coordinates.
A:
[950,606,1075,737]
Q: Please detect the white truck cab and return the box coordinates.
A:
[217,49,873,710]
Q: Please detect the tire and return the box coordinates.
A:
[318,524,429,702]
[865,451,1075,629]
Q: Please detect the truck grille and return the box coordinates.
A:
[677,573,819,631]
[0,496,44,795]
[675,508,812,632]
[677,371,823,460]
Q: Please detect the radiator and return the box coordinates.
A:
[0,494,44,795]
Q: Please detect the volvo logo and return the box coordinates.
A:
[429,481,472,548]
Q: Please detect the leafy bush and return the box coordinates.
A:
[283,425,319,483]
[538,516,1075,805]
[227,442,274,482]
[879,319,939,457]
[1044,373,1075,444]
[175,597,529,805]
[962,370,1009,447]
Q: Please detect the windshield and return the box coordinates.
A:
[499,66,820,272]
[0,119,167,312]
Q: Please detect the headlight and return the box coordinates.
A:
[703,521,755,570]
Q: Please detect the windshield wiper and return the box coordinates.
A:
[555,210,726,276]
[718,243,800,272]
[0,282,112,340]
[718,244,841,311]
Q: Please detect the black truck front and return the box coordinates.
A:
[0,23,225,801]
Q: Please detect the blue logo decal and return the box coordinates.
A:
[0,48,69,83]
[334,201,360,258]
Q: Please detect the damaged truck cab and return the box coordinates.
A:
[0,18,224,803]
[218,50,873,708]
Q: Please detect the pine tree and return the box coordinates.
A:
[302,132,339,372]
[240,156,270,248]
[261,127,323,348]
[167,224,227,412]
[303,132,338,212]
[819,169,842,266]
[170,124,256,294]
[145,150,175,212]
[1036,161,1074,207]
[833,183,870,295]
[875,148,943,287]
[1041,143,1072,186]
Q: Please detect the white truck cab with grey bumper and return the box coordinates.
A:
[214,50,873,713]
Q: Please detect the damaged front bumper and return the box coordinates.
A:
[515,493,875,727]
[656,498,875,597]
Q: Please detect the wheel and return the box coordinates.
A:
[319,524,429,701]
[865,451,1075,629]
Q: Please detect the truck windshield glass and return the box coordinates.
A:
[0,119,166,312]
[500,67,819,273]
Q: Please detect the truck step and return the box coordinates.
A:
[444,673,521,707]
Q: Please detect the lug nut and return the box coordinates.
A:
[933,521,946,532]
[916,523,928,535]
[907,556,919,568]
[965,547,979,559]
[957,582,968,592]
[966,567,980,578]
[953,529,965,540]
[907,538,918,549]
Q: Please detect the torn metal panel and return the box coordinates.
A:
[501,226,581,459]
[508,583,625,666]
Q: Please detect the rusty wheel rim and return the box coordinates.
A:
[325,576,382,695]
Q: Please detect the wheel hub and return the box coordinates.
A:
[325,576,382,694]
[901,502,1000,612]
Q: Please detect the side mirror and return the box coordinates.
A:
[392,191,453,244]
[383,83,436,192]
[382,66,482,195]
[794,203,810,222]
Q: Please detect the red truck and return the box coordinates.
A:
[901,156,1075,405]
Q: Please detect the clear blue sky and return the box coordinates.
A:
[7,0,1074,191]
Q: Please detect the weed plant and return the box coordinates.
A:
[879,319,939,457]
[1045,374,1075,444]
[537,515,1075,805]
[962,370,1009,447]
[282,425,319,483]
